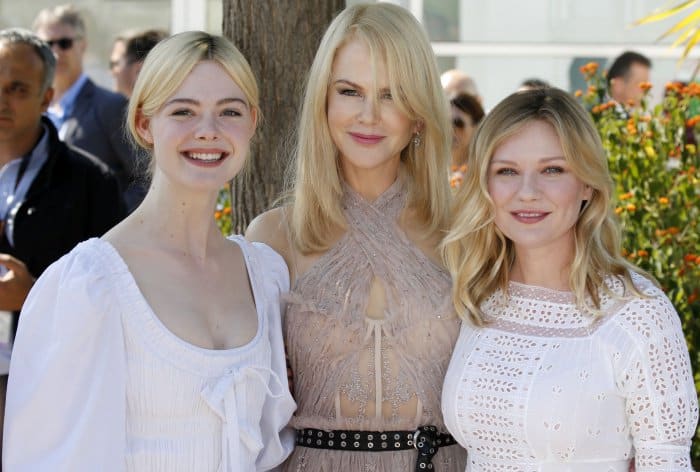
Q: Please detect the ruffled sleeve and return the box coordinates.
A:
[614,275,698,471]
[3,240,126,472]
[241,238,296,470]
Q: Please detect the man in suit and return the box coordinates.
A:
[0,27,125,454]
[110,28,167,99]
[607,51,652,109]
[33,4,142,211]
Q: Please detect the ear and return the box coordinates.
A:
[413,120,424,135]
[582,184,593,202]
[250,106,259,129]
[135,109,153,145]
[40,86,54,111]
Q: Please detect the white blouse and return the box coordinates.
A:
[442,273,698,471]
[3,236,296,472]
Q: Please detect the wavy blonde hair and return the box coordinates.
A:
[288,3,451,253]
[442,88,646,325]
[127,31,259,156]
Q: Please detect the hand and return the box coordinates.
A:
[0,254,35,311]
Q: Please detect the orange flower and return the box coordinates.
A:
[626,118,637,135]
[223,207,232,215]
[614,207,623,215]
[214,211,222,220]
[637,250,649,257]
[579,62,598,76]
[619,191,633,200]
[592,105,601,114]
[668,226,680,235]
[689,292,698,304]
[684,254,698,263]
[686,116,700,127]
[658,197,669,205]
[655,229,667,237]
[638,81,652,92]
[574,90,583,98]
[626,204,636,212]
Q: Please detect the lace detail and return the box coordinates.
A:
[442,273,697,471]
[283,177,466,471]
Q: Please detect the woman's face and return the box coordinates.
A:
[451,104,476,166]
[136,60,256,193]
[487,120,592,258]
[326,37,415,184]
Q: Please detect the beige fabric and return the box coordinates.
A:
[282,179,467,471]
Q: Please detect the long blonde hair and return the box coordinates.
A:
[288,3,451,253]
[442,87,645,325]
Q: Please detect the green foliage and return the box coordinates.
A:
[578,62,700,458]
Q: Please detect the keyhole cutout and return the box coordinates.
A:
[365,277,386,320]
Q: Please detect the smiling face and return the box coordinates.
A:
[487,120,592,259]
[327,37,415,185]
[135,60,257,193]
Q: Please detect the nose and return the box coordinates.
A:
[195,113,219,141]
[516,172,541,201]
[357,94,379,124]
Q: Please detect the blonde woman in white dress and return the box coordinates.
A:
[3,31,295,471]
[441,87,698,471]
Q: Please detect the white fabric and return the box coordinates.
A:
[3,236,296,472]
[442,272,698,471]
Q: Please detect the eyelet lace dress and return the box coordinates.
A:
[441,274,698,471]
[282,178,468,471]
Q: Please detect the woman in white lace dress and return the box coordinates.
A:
[441,87,698,471]
[3,32,295,471]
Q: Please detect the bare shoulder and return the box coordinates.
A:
[245,207,292,265]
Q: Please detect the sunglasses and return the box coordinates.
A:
[46,37,80,50]
[452,118,465,129]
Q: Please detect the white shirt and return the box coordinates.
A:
[442,273,698,471]
[3,236,296,471]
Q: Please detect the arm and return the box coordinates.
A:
[246,208,292,276]
[251,242,296,471]
[616,287,698,471]
[0,254,35,311]
[3,248,127,472]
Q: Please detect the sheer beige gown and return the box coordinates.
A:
[282,179,468,471]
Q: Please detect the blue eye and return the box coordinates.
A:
[171,108,193,116]
[544,166,564,174]
[221,109,242,117]
[339,88,360,97]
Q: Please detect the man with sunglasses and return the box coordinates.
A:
[33,4,141,212]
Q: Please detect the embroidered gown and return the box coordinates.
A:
[441,274,698,471]
[282,179,468,471]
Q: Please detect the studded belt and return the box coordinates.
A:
[295,426,458,471]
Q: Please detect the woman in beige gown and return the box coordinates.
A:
[247,3,468,471]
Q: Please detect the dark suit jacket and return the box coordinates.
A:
[0,117,125,279]
[0,118,125,338]
[62,78,144,210]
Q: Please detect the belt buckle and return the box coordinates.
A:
[412,428,422,450]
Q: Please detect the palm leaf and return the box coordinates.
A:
[634,0,698,25]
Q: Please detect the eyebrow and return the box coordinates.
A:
[333,79,391,93]
[163,97,249,107]
[491,156,566,165]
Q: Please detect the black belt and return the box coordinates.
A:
[295,426,457,471]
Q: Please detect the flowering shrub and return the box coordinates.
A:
[577,63,700,458]
[214,185,234,236]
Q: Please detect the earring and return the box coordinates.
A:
[413,132,422,147]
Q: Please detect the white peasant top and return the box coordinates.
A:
[442,273,698,471]
[3,236,296,472]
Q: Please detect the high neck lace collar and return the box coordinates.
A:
[341,174,406,223]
